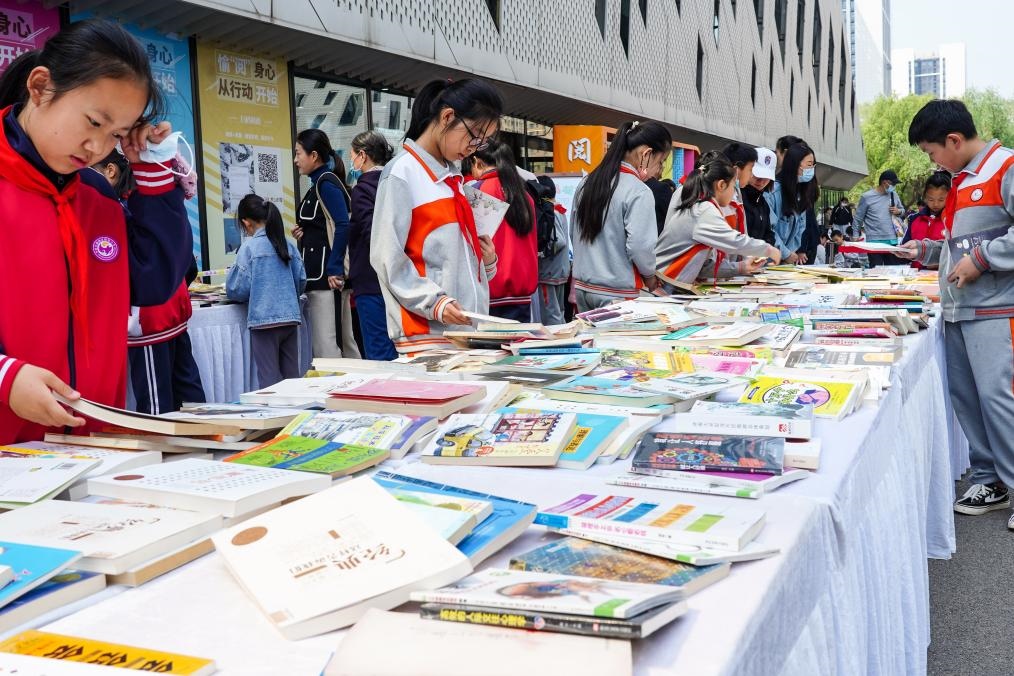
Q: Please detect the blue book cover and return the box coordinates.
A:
[0,541,82,608]
[501,407,626,470]
[0,570,102,617]
[372,472,536,564]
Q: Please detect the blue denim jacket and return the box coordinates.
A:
[764,181,807,258]
[226,229,307,328]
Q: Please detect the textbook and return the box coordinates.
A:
[326,381,486,417]
[373,472,536,565]
[669,400,814,439]
[212,476,472,639]
[421,412,577,466]
[501,407,627,470]
[509,537,730,593]
[550,529,780,566]
[0,456,99,509]
[224,436,389,478]
[0,542,82,610]
[277,410,437,459]
[0,630,215,674]
[543,377,674,408]
[410,568,682,619]
[0,570,105,632]
[630,432,785,475]
[86,458,330,517]
[620,467,811,498]
[535,493,766,551]
[632,372,750,401]
[53,395,241,437]
[0,501,221,575]
[740,373,864,419]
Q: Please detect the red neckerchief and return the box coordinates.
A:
[619,165,640,178]
[553,203,567,215]
[0,106,89,339]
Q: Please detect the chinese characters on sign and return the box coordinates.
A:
[567,137,592,165]
[0,4,60,74]
[215,50,280,107]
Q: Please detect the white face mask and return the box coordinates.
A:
[117,132,195,178]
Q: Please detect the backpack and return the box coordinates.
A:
[525,179,558,259]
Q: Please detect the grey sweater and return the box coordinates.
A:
[855,188,901,241]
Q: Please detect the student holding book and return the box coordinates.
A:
[227,195,307,387]
[656,152,780,287]
[466,141,538,322]
[0,20,193,443]
[899,100,1014,525]
[371,78,500,354]
[570,121,671,312]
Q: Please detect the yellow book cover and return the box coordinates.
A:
[0,630,215,674]
[739,376,857,419]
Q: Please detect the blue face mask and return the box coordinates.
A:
[798,167,815,183]
[346,168,362,185]
[886,184,896,193]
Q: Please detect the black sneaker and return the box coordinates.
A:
[954,483,1010,515]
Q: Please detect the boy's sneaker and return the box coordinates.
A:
[954,483,1010,515]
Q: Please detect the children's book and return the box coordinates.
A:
[0,570,105,632]
[86,458,330,517]
[597,348,689,376]
[662,322,771,347]
[0,542,82,610]
[669,400,814,439]
[0,502,221,575]
[421,412,577,466]
[0,629,215,674]
[410,568,682,619]
[211,476,472,639]
[543,377,674,408]
[536,493,766,551]
[224,436,389,478]
[0,457,99,508]
[739,373,864,419]
[509,537,730,593]
[325,381,486,417]
[630,432,785,476]
[274,410,436,455]
[373,473,536,565]
[501,407,627,470]
[631,372,750,401]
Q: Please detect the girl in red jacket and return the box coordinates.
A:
[901,170,950,270]
[0,20,192,443]
[467,141,538,322]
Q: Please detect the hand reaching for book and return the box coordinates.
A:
[8,364,86,429]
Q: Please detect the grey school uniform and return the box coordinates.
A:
[538,208,570,325]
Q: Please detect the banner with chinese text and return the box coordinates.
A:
[0,1,60,75]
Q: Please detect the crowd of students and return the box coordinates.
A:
[5,20,1014,534]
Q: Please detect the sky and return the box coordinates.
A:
[890,0,1014,96]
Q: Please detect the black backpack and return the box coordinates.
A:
[525,179,558,259]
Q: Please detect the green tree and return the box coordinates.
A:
[849,89,1014,207]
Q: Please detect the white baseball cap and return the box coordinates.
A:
[753,147,777,180]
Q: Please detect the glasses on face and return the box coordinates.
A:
[456,115,495,152]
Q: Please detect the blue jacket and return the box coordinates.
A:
[226,229,307,328]
[764,181,807,258]
[308,165,350,277]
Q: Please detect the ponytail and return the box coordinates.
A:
[574,120,672,243]
[405,77,503,142]
[237,194,291,263]
[676,151,736,212]
[471,141,533,236]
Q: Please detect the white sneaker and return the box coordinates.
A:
[954,483,1010,515]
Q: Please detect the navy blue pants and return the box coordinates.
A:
[129,331,206,415]
[490,303,532,323]
[355,293,397,361]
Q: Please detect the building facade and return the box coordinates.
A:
[61,0,867,268]
[891,44,966,99]
[840,0,890,104]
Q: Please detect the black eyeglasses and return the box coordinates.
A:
[456,115,495,152]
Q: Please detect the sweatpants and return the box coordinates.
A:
[944,318,1014,486]
[129,331,206,415]
[575,288,630,313]
[355,293,397,361]
[307,289,361,359]
[538,283,567,326]
[250,324,300,388]
[490,303,532,323]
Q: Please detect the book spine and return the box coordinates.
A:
[609,475,760,499]
[670,417,791,438]
[632,459,781,476]
[543,514,740,551]
[418,604,641,639]
[516,347,600,355]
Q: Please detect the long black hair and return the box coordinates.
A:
[238,194,290,263]
[676,151,736,212]
[351,130,394,166]
[0,19,164,123]
[470,140,533,236]
[775,142,819,216]
[92,150,134,198]
[297,128,350,209]
[574,120,672,243]
[405,78,503,142]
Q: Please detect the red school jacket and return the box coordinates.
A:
[474,171,538,307]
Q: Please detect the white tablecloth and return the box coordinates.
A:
[37,320,965,676]
[187,303,312,403]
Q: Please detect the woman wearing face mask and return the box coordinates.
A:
[765,142,819,264]
[370,78,501,354]
[293,128,360,359]
[570,120,670,312]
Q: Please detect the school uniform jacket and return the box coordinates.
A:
[370,140,497,353]
[0,107,192,443]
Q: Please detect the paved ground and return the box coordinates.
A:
[928,480,1014,675]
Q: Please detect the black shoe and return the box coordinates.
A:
[954,483,1010,515]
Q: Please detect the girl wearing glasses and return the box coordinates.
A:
[571,120,671,312]
[371,78,501,353]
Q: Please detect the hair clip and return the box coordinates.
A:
[631,121,640,128]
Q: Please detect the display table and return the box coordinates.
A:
[187,303,312,402]
[30,320,965,676]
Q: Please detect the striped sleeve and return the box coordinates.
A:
[0,354,26,406]
[131,162,175,195]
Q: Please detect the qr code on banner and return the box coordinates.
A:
[257,153,279,183]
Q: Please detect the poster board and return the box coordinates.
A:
[0,1,60,74]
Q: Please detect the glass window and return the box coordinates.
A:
[371,90,412,150]
[294,76,369,192]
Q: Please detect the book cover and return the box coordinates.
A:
[632,372,749,401]
[672,400,814,439]
[372,473,536,565]
[0,542,82,609]
[386,488,493,525]
[225,435,388,478]
[409,568,681,619]
[543,377,671,406]
[422,413,577,466]
[631,432,784,475]
[535,492,766,551]
[509,537,729,592]
[490,354,600,373]
[739,375,859,419]
[784,346,898,368]
[687,354,765,376]
[0,442,162,483]
[338,381,483,403]
[471,370,578,388]
[0,629,214,674]
[0,571,105,631]
[279,411,414,449]
[502,407,627,470]
[0,457,99,507]
[401,502,476,544]
[240,374,385,407]
[211,476,472,639]
[597,349,685,375]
